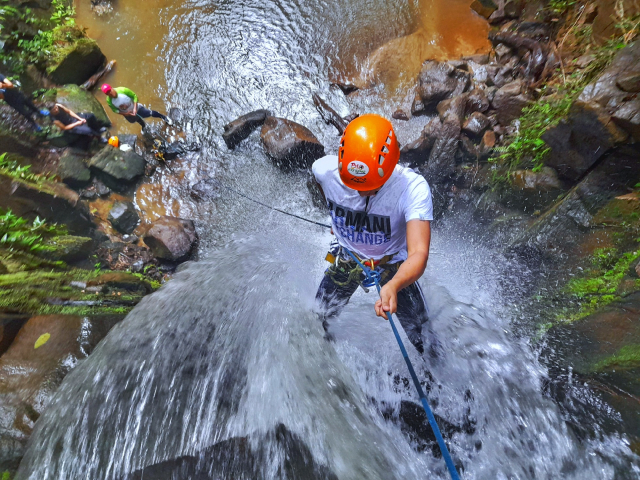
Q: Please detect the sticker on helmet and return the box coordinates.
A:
[347,161,369,177]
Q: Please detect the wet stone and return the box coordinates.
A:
[260,117,325,170]
[88,146,146,191]
[108,201,140,235]
[462,112,491,137]
[57,149,91,188]
[143,216,197,262]
[222,109,271,149]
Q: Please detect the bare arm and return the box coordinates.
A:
[1,78,13,88]
[54,119,84,131]
[56,103,84,122]
[375,219,430,319]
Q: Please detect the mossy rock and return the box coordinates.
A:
[0,172,94,235]
[88,146,145,191]
[44,84,111,128]
[56,149,91,187]
[40,235,93,262]
[45,26,106,86]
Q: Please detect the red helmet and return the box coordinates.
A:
[101,84,112,95]
[338,114,400,191]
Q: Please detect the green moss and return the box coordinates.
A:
[0,268,150,316]
[594,344,640,372]
[561,249,640,322]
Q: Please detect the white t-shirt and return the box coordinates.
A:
[312,155,433,263]
[112,93,134,114]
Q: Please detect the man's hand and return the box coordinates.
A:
[375,282,399,320]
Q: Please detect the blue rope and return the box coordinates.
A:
[343,248,461,480]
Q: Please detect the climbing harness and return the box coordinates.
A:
[343,247,462,480]
[206,178,333,229]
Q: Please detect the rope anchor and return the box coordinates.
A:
[343,248,462,480]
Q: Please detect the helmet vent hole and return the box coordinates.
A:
[340,149,344,159]
[381,145,389,154]
[378,167,384,177]
[378,155,385,165]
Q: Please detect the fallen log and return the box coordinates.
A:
[82,59,117,90]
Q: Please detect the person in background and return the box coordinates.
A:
[101,84,172,128]
[0,74,49,131]
[50,103,105,147]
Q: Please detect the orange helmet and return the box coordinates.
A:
[338,114,400,191]
[108,136,119,148]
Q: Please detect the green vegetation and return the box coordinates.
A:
[0,0,76,71]
[1,471,10,480]
[0,209,67,255]
[491,91,574,185]
[561,248,640,321]
[0,153,54,183]
[548,0,577,15]
[489,0,640,188]
[0,269,152,315]
[594,344,640,371]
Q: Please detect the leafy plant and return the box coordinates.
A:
[490,91,575,185]
[0,153,55,183]
[0,209,67,254]
[548,0,577,15]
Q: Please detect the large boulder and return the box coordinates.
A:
[413,61,470,113]
[222,109,270,149]
[56,149,91,187]
[0,173,93,235]
[260,117,325,170]
[0,315,122,472]
[491,80,533,125]
[542,101,628,182]
[143,216,197,261]
[539,41,640,183]
[88,146,146,191]
[510,144,640,259]
[45,26,106,86]
[108,201,139,234]
[46,84,111,128]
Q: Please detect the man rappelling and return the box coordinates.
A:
[313,114,433,354]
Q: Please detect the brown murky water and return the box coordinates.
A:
[76,0,489,235]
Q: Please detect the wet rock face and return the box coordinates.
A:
[414,61,470,112]
[542,101,628,182]
[143,216,197,261]
[108,201,140,235]
[509,145,640,259]
[0,315,122,472]
[88,146,146,191]
[260,116,325,170]
[222,109,271,149]
[124,424,338,480]
[542,38,640,172]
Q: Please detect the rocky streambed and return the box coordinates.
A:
[0,0,639,476]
